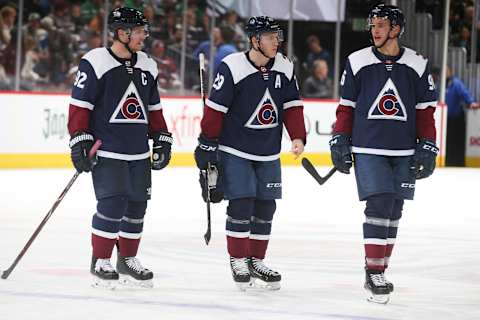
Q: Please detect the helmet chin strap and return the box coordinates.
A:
[254,36,274,60]
[117,29,135,55]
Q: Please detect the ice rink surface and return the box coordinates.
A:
[0,166,479,320]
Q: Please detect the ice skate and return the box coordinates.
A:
[384,273,394,293]
[230,257,251,291]
[364,268,390,304]
[117,255,154,288]
[248,257,281,291]
[90,257,118,289]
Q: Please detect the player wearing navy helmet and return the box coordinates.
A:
[330,3,438,303]
[68,7,173,288]
[195,16,306,290]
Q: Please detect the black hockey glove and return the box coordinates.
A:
[69,131,96,173]
[151,131,173,170]
[329,134,353,174]
[414,139,439,179]
[199,164,224,203]
[194,135,219,170]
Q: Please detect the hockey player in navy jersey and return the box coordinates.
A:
[195,16,306,290]
[330,4,438,303]
[67,7,173,288]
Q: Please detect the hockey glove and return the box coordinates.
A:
[414,139,439,179]
[199,164,224,203]
[151,131,173,170]
[329,134,353,174]
[69,131,96,173]
[194,135,220,170]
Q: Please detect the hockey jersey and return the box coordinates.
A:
[340,46,437,156]
[205,52,303,161]
[69,48,162,160]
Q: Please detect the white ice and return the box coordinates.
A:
[0,166,479,320]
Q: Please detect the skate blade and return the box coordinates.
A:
[365,291,390,304]
[91,276,117,290]
[118,274,154,288]
[235,281,253,292]
[250,278,281,291]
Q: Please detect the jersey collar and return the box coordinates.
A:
[372,46,404,62]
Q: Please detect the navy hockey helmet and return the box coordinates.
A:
[245,16,284,42]
[367,4,405,37]
[108,7,149,36]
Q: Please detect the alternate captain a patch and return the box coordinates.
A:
[368,78,407,121]
[110,82,148,124]
[245,88,279,129]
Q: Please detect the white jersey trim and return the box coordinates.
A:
[148,102,162,111]
[70,98,94,110]
[352,147,415,156]
[219,145,280,161]
[206,98,228,113]
[348,47,382,76]
[271,53,294,80]
[118,231,142,240]
[416,101,437,109]
[223,52,258,85]
[364,238,388,245]
[397,47,428,77]
[226,230,250,238]
[250,234,270,240]
[83,48,121,80]
[135,51,159,79]
[339,98,356,108]
[97,150,150,161]
[283,100,303,109]
[92,228,118,239]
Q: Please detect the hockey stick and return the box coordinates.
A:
[198,53,212,245]
[301,157,337,186]
[1,140,102,279]
[203,165,212,245]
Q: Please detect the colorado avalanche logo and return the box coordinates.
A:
[110,82,147,123]
[368,78,407,121]
[245,89,279,129]
[121,94,142,119]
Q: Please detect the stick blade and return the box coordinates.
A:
[301,158,336,186]
[1,269,11,280]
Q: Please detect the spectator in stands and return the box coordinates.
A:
[434,66,480,166]
[21,35,46,89]
[81,0,103,26]
[305,34,332,74]
[302,59,333,98]
[0,5,16,51]
[213,25,237,71]
[223,10,247,51]
[150,39,181,92]
[193,26,221,61]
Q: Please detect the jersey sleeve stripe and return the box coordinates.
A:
[148,102,162,111]
[70,98,94,110]
[283,100,303,109]
[206,98,228,113]
[339,98,356,108]
[416,101,437,109]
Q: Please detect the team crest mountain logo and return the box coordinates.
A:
[245,88,279,129]
[110,82,147,124]
[368,78,407,121]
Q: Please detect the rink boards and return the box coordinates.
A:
[0,92,451,168]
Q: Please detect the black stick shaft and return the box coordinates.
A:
[1,140,101,279]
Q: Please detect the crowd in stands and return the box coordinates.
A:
[0,0,478,97]
[449,0,480,62]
